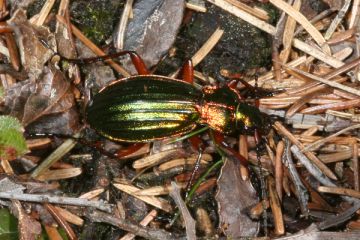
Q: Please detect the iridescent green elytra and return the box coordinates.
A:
[86,75,270,142]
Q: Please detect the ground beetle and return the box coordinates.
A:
[75,51,271,144]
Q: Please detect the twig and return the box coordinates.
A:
[114,0,134,49]
[54,206,84,226]
[239,135,249,180]
[113,182,172,212]
[274,121,337,180]
[353,143,359,191]
[224,0,269,21]
[281,64,360,97]
[302,124,360,152]
[169,182,196,240]
[0,192,113,212]
[291,145,336,187]
[45,203,77,240]
[206,0,344,68]
[186,1,207,13]
[279,0,300,64]
[269,0,331,54]
[294,8,335,36]
[300,99,360,115]
[349,0,360,28]
[282,139,309,215]
[318,186,360,199]
[324,0,351,40]
[33,0,56,26]
[318,201,360,230]
[275,140,284,201]
[0,159,14,174]
[192,27,224,66]
[268,176,284,235]
[119,210,157,240]
[87,210,179,240]
[30,133,80,179]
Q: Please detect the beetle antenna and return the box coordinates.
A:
[185,147,204,198]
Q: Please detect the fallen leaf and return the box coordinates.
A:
[216,157,259,238]
[4,66,79,134]
[0,208,18,240]
[120,0,185,74]
[11,200,41,240]
[7,9,56,80]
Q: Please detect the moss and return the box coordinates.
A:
[70,0,124,45]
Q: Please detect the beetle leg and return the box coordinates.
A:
[178,59,194,84]
[61,50,149,75]
[213,131,248,166]
[115,143,147,158]
[127,52,149,75]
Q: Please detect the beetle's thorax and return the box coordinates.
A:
[199,86,239,134]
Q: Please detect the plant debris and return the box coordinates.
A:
[0,0,360,239]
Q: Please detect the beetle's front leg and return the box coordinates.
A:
[178,59,194,83]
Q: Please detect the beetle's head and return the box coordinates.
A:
[235,103,271,136]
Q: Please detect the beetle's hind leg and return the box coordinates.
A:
[61,50,150,75]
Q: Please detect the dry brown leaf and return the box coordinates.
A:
[11,200,42,240]
[7,9,56,80]
[216,157,259,238]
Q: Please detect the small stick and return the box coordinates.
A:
[275,141,284,201]
[318,201,360,230]
[318,186,360,199]
[300,98,360,115]
[348,0,360,28]
[224,0,269,21]
[120,210,158,240]
[186,1,207,13]
[79,188,105,199]
[277,55,360,97]
[282,139,309,215]
[274,121,337,180]
[4,33,20,71]
[114,0,134,49]
[327,28,356,45]
[0,159,14,174]
[291,145,340,195]
[324,0,351,40]
[269,0,331,54]
[0,192,113,212]
[31,133,79,179]
[45,203,77,240]
[302,124,360,152]
[169,182,196,240]
[113,183,172,212]
[353,143,359,191]
[54,206,84,226]
[206,0,344,68]
[268,176,285,236]
[279,0,300,64]
[192,27,224,66]
[33,0,56,26]
[87,210,177,240]
[281,64,360,97]
[239,135,249,180]
[294,8,335,35]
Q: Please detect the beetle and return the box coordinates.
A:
[75,51,271,145]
